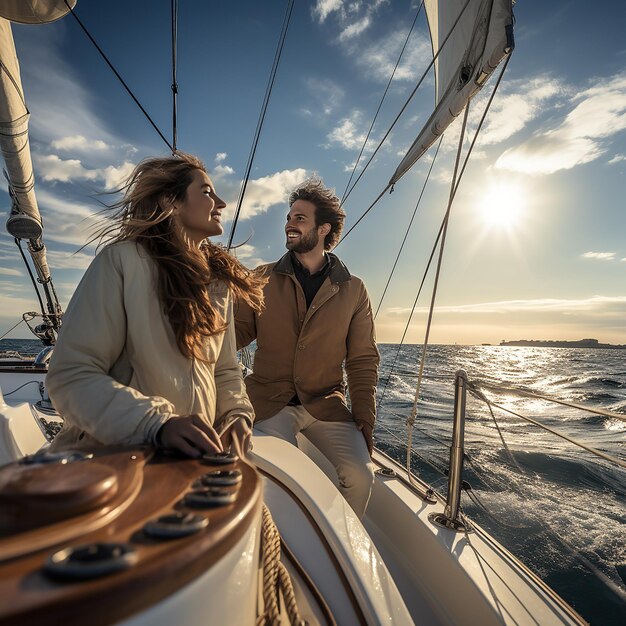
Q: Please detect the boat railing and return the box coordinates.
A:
[377,369,626,532]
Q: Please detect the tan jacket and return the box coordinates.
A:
[235,253,379,427]
[47,241,253,450]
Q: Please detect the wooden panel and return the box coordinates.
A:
[0,447,262,626]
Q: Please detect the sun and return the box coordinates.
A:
[478,181,526,231]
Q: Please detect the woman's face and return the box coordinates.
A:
[176,169,226,245]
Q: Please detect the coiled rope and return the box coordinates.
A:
[258,504,305,626]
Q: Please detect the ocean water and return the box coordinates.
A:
[376,343,626,625]
[2,338,625,624]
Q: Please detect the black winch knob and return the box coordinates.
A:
[197,469,242,487]
[44,543,137,580]
[183,488,237,508]
[143,512,209,539]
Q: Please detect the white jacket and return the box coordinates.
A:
[47,240,253,449]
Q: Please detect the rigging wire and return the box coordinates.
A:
[63,1,174,152]
[171,0,179,152]
[469,393,626,470]
[376,55,512,412]
[340,0,472,208]
[339,1,425,205]
[16,239,45,316]
[380,406,450,450]
[336,184,391,245]
[0,318,26,342]
[376,421,448,479]
[373,136,443,319]
[474,380,626,424]
[226,0,295,250]
[405,103,470,484]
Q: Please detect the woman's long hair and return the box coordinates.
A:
[98,152,265,360]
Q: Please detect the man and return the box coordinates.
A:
[235,178,379,518]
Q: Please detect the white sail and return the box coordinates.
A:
[0,17,42,240]
[390,0,514,185]
[0,2,76,285]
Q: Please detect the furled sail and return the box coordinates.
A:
[0,1,75,337]
[390,0,514,185]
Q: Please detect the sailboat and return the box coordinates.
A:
[1,1,622,624]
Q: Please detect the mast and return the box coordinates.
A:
[0,1,76,344]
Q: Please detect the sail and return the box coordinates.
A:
[0,2,76,285]
[390,0,514,185]
[0,17,43,240]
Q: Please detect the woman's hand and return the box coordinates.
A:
[157,414,223,457]
[221,417,253,456]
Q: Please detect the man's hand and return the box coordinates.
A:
[355,419,374,456]
[158,414,223,457]
[221,417,253,456]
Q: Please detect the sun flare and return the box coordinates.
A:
[478,182,527,231]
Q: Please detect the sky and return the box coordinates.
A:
[1,0,625,345]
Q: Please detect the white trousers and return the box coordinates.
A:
[255,405,374,518]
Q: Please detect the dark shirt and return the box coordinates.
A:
[291,252,331,309]
[288,252,332,406]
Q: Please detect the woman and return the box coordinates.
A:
[47,152,265,457]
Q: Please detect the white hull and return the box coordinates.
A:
[0,371,586,625]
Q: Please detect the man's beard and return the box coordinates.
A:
[286,228,319,253]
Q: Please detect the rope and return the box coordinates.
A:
[340,0,472,208]
[64,1,174,152]
[467,387,626,470]
[339,1,425,205]
[473,380,626,424]
[171,0,179,152]
[227,0,295,250]
[374,136,443,319]
[258,504,305,626]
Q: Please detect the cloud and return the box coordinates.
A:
[384,295,626,317]
[339,16,371,42]
[236,169,308,220]
[215,152,228,163]
[327,111,368,151]
[33,154,135,190]
[471,77,564,146]
[0,267,22,277]
[101,162,135,190]
[45,249,95,270]
[18,28,120,149]
[215,168,309,221]
[51,135,110,152]
[608,154,625,164]
[353,28,432,83]
[312,0,387,44]
[34,154,98,184]
[212,164,235,178]
[582,252,616,261]
[302,78,345,117]
[312,0,342,23]
[496,73,626,175]
[35,189,102,248]
[231,243,268,269]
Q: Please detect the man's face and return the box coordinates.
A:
[285,199,323,253]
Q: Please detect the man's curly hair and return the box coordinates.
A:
[288,178,345,250]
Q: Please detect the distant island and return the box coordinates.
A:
[499,338,626,349]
